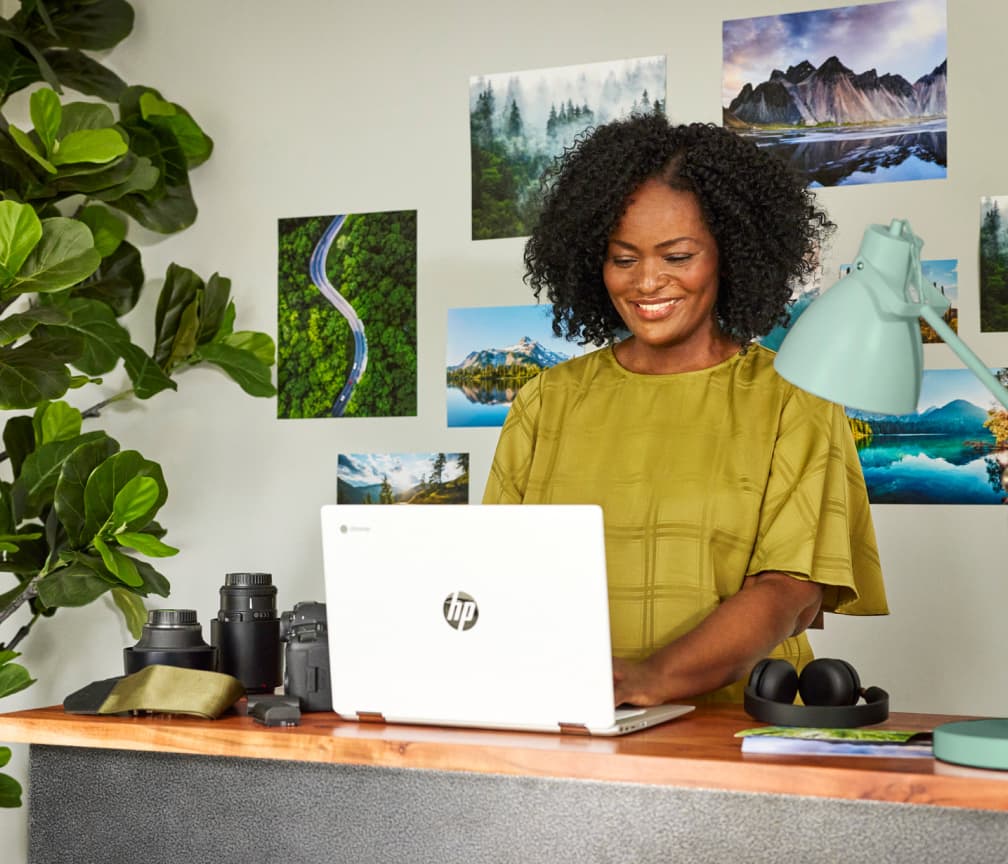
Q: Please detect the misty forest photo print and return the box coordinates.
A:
[722,0,947,186]
[470,55,666,240]
[277,210,417,419]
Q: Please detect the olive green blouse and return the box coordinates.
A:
[482,343,887,703]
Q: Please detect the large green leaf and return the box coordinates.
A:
[110,475,158,529]
[0,769,23,808]
[197,342,277,397]
[132,557,170,598]
[197,273,231,344]
[92,535,141,586]
[111,125,196,233]
[139,91,213,169]
[2,415,35,480]
[14,0,135,52]
[0,306,67,347]
[83,449,166,540]
[42,47,127,102]
[53,433,119,547]
[0,199,42,284]
[88,155,158,203]
[0,19,59,91]
[16,430,106,517]
[30,87,61,156]
[0,654,34,699]
[57,101,116,137]
[115,530,178,558]
[52,127,128,166]
[40,296,130,376]
[78,204,126,257]
[7,123,55,173]
[111,585,145,638]
[33,399,81,445]
[222,331,276,367]
[3,217,100,298]
[76,238,143,315]
[0,341,73,408]
[0,36,43,104]
[153,262,201,367]
[118,342,175,400]
[36,553,114,608]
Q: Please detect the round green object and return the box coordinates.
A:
[932,719,1008,770]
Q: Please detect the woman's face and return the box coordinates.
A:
[602,179,724,372]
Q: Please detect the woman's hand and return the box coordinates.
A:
[612,656,665,707]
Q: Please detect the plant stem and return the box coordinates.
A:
[2,610,40,652]
[0,578,39,631]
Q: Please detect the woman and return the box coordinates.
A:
[483,114,887,705]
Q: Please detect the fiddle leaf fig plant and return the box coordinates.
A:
[0,1,277,807]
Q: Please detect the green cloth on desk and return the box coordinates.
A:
[483,344,888,703]
[64,665,245,719]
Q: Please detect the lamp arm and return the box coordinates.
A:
[919,305,1008,411]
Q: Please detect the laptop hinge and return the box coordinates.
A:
[356,711,386,723]
[558,722,590,735]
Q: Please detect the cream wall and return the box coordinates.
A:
[1,0,1006,857]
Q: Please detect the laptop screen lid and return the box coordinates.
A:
[320,503,620,731]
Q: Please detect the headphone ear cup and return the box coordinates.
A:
[798,658,861,707]
[749,658,799,703]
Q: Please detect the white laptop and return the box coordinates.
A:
[320,503,694,736]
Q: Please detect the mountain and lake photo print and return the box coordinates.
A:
[722,0,947,186]
[849,368,1008,504]
[470,55,666,240]
[446,305,581,427]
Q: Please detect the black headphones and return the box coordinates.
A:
[743,657,889,727]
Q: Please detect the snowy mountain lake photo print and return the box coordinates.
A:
[722,0,947,186]
[446,305,581,427]
[849,368,1008,504]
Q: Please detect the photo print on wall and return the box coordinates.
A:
[847,368,1008,504]
[277,211,417,419]
[470,55,666,240]
[722,0,947,187]
[980,196,1008,332]
[446,304,582,428]
[338,453,470,505]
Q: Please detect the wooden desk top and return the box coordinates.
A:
[2,704,1007,811]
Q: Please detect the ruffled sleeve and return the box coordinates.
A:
[746,386,888,615]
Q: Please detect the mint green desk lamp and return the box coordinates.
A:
[773,218,1008,770]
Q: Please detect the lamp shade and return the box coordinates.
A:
[774,222,924,415]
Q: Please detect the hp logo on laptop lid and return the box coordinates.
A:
[443,591,478,631]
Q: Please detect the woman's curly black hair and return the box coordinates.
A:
[524,113,834,346]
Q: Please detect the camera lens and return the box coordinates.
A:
[123,608,216,674]
[211,572,282,694]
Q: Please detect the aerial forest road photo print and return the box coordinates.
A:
[277,210,417,419]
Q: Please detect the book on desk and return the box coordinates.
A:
[736,726,934,758]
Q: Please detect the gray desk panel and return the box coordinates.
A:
[28,744,1008,864]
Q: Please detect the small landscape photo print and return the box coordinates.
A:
[338,453,469,504]
[470,55,666,240]
[848,368,1008,504]
[277,211,417,419]
[980,196,1008,332]
[446,304,578,428]
[722,0,947,186]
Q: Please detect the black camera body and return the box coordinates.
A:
[211,572,282,694]
[280,601,331,712]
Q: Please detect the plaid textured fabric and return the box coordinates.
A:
[483,344,887,703]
